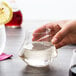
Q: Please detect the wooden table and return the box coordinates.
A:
[0,20,76,76]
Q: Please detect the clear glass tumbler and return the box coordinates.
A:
[69,49,76,76]
[0,25,6,54]
[19,30,57,67]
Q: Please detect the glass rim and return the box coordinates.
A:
[28,28,51,34]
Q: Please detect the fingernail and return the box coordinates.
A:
[51,38,58,44]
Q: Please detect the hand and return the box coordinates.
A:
[32,20,76,49]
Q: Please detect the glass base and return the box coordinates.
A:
[24,59,53,67]
[5,26,21,28]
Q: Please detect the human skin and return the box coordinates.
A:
[32,20,76,49]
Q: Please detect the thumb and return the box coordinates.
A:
[51,26,70,44]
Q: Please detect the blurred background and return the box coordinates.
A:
[16,0,76,20]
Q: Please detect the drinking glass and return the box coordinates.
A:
[19,30,57,67]
[69,49,76,76]
[0,24,6,54]
[5,0,23,28]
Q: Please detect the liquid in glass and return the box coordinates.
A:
[19,41,57,67]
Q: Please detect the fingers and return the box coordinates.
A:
[51,24,61,36]
[54,37,71,49]
[52,20,76,44]
[33,25,47,34]
[37,35,52,42]
[32,23,61,41]
[51,26,70,44]
[32,24,53,41]
[32,25,47,41]
[32,33,46,41]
